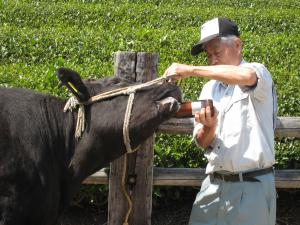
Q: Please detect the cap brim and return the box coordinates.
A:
[191,43,204,55]
[190,34,220,56]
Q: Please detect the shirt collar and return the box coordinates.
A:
[240,58,247,65]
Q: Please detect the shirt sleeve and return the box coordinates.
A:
[240,62,273,101]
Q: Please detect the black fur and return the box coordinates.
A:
[0,68,181,225]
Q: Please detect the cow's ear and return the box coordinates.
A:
[56,68,90,102]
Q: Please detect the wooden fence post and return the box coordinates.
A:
[108,51,158,225]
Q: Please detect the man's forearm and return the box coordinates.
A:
[188,65,257,86]
[195,125,216,149]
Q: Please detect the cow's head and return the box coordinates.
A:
[57,68,181,176]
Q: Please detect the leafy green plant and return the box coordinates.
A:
[1,0,300,206]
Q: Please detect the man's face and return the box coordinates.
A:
[203,37,241,66]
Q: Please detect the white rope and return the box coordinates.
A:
[63,76,169,149]
[123,92,135,153]
[63,97,85,139]
[87,76,167,104]
[75,106,85,139]
[121,153,132,225]
[63,96,79,112]
[63,75,173,225]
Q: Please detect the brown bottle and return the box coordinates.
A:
[175,99,214,117]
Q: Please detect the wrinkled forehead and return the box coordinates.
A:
[203,37,224,53]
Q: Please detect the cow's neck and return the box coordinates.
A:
[40,98,76,158]
[66,108,127,184]
[68,138,113,184]
[31,98,79,207]
[60,106,105,186]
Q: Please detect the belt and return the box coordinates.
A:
[210,167,274,182]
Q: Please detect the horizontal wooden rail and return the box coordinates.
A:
[158,117,300,138]
[84,167,300,188]
[84,116,300,188]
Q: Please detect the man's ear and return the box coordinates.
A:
[235,38,242,55]
[56,68,90,102]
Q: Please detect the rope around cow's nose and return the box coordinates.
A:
[63,74,177,225]
[63,74,172,142]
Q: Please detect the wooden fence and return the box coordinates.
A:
[85,117,300,188]
[85,117,300,189]
[83,52,300,225]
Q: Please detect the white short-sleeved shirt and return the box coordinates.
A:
[193,59,277,174]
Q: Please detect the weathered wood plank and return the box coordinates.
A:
[108,51,137,225]
[158,117,194,135]
[85,167,300,188]
[128,137,154,225]
[126,52,158,225]
[275,170,300,188]
[275,117,300,138]
[158,117,300,138]
[108,52,157,225]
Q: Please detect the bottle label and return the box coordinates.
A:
[191,102,203,115]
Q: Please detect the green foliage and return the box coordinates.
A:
[0,0,299,174]
[155,134,207,168]
[276,138,300,169]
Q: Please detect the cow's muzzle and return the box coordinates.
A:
[156,97,180,114]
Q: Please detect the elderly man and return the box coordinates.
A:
[164,17,277,225]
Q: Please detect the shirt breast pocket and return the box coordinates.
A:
[224,91,249,113]
[223,92,251,141]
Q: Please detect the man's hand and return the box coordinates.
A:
[163,63,194,82]
[194,106,218,148]
[195,106,218,128]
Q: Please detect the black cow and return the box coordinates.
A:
[0,68,181,225]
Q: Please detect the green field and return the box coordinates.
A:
[1,0,300,169]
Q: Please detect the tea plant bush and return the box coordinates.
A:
[1,0,299,184]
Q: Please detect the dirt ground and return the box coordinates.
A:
[59,189,300,225]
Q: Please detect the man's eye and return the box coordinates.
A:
[215,51,222,56]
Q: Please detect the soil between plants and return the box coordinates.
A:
[59,189,300,225]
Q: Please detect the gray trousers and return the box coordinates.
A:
[189,172,276,225]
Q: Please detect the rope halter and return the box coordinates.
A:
[63,76,170,153]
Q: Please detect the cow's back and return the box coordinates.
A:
[0,87,68,225]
